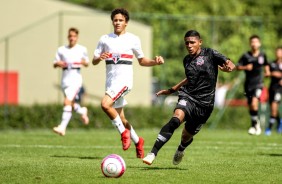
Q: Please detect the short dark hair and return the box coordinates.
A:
[249,34,260,41]
[68,27,79,35]
[184,30,201,38]
[276,46,282,50]
[111,8,130,22]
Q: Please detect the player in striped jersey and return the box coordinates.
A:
[92,8,164,158]
[53,27,89,136]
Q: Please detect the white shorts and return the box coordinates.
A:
[106,85,130,108]
[62,85,81,101]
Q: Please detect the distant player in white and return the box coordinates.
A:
[92,8,164,158]
[53,27,90,136]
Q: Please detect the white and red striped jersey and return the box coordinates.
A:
[93,32,145,90]
[54,44,89,88]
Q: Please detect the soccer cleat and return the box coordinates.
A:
[81,107,89,125]
[143,153,155,165]
[121,129,131,150]
[135,137,144,158]
[265,128,272,136]
[255,123,261,135]
[248,127,256,135]
[173,150,184,165]
[53,126,66,136]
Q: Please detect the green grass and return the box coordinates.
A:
[0,128,281,184]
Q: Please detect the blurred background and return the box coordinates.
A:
[0,0,281,130]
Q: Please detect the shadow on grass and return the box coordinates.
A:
[128,165,188,171]
[51,155,104,160]
[259,153,282,157]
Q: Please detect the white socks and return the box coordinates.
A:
[111,115,126,134]
[60,105,72,129]
[111,116,140,144]
[130,126,139,144]
[73,103,84,115]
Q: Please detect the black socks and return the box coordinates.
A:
[151,117,181,156]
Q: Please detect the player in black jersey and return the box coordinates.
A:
[237,35,270,135]
[143,30,235,165]
[265,46,282,135]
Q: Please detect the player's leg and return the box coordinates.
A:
[265,90,276,135]
[248,89,261,135]
[117,107,144,158]
[53,91,73,136]
[73,91,89,125]
[143,109,185,165]
[101,94,130,150]
[173,127,194,165]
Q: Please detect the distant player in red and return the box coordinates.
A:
[53,27,89,136]
[265,46,282,135]
[92,8,164,158]
[237,35,270,135]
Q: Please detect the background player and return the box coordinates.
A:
[237,35,270,135]
[143,30,235,165]
[53,27,90,136]
[92,8,164,158]
[265,46,282,135]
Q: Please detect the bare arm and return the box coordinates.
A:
[236,63,253,71]
[271,71,282,78]
[92,52,110,65]
[53,61,67,68]
[264,65,271,77]
[138,56,164,66]
[80,59,89,67]
[219,60,236,72]
[156,78,188,96]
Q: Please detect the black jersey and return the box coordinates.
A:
[180,48,227,108]
[237,51,268,91]
[269,61,282,90]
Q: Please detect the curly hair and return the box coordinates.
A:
[111,8,130,22]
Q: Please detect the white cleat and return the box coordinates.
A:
[81,107,89,125]
[143,153,155,165]
[248,127,256,135]
[53,126,66,136]
[255,124,261,135]
[173,150,184,165]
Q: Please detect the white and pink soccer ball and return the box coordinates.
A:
[101,154,126,178]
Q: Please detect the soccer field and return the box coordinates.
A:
[0,128,281,184]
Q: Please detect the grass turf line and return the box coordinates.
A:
[0,128,281,184]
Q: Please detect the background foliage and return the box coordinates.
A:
[0,104,256,130]
[62,0,282,89]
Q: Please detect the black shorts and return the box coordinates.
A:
[269,88,282,103]
[245,88,262,104]
[175,97,213,135]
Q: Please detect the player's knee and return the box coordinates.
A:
[162,117,181,133]
[101,99,112,112]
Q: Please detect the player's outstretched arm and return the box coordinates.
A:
[138,56,164,66]
[219,60,236,72]
[156,78,188,96]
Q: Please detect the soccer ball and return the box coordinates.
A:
[101,154,126,178]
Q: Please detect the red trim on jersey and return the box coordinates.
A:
[112,86,128,101]
[108,54,133,59]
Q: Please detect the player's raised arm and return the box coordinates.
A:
[156,78,188,96]
[138,56,164,66]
